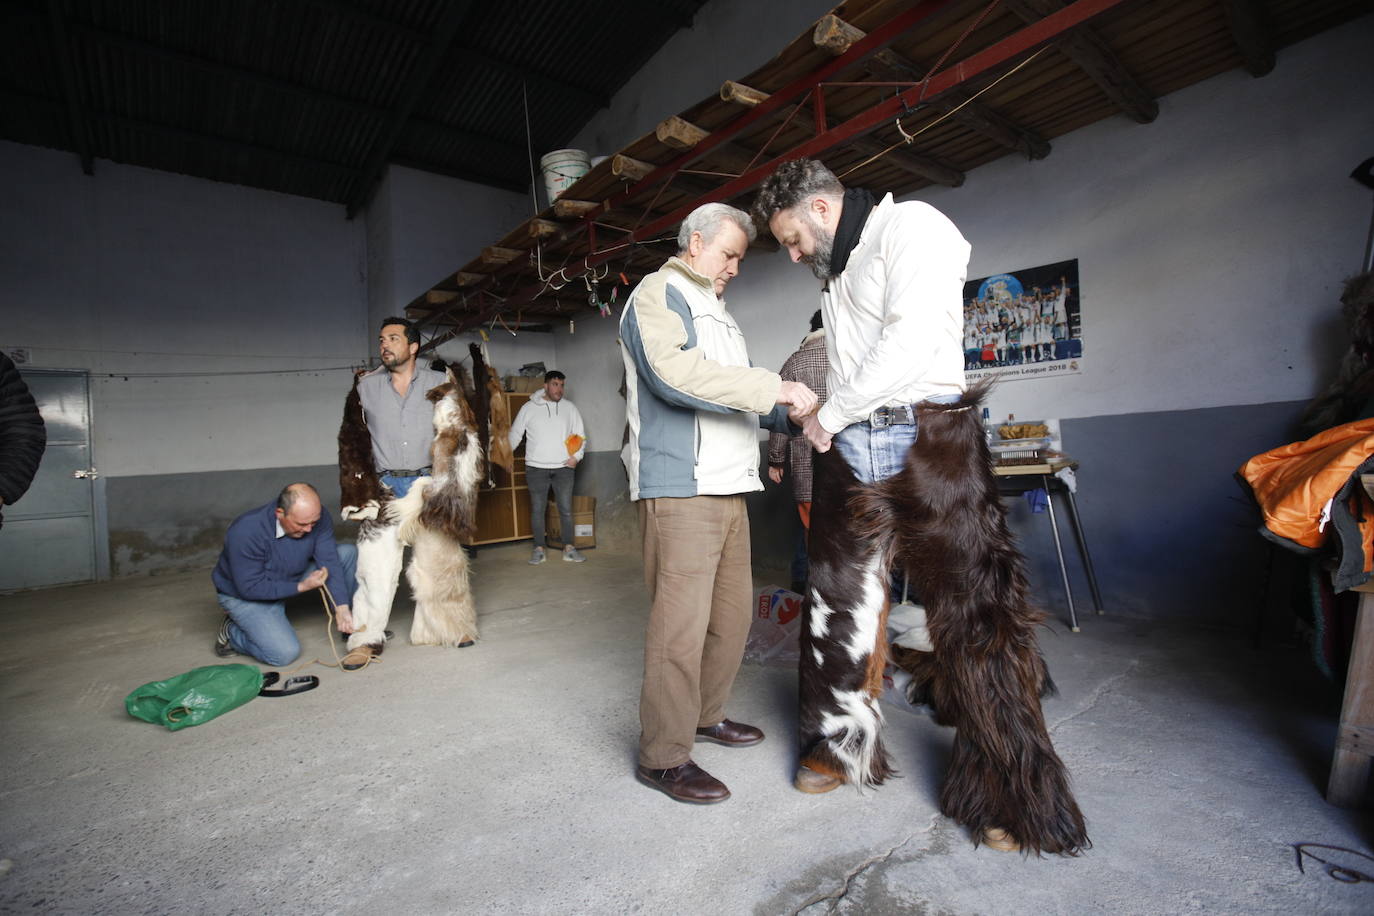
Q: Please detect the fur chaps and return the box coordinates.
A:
[800,380,1089,856]
[390,368,484,646]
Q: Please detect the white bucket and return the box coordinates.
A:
[540,149,591,204]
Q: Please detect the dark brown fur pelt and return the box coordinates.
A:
[1301,271,1374,436]
[802,379,1088,856]
[339,375,384,510]
[417,368,481,541]
[469,343,493,478]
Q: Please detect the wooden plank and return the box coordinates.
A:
[720,80,769,106]
[611,154,656,182]
[455,271,484,287]
[655,115,710,149]
[553,199,601,219]
[527,219,561,239]
[481,246,524,266]
[426,290,460,305]
[1328,592,1374,806]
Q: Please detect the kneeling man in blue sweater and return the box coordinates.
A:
[211,483,357,665]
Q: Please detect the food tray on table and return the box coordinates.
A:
[989,437,1053,466]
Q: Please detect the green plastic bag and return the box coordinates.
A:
[125,663,264,731]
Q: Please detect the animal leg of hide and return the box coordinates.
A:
[348,518,403,650]
[861,385,1087,855]
[799,449,896,789]
[406,527,478,646]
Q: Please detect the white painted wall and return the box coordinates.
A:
[1,140,368,477]
[556,14,1374,448]
[361,163,555,383]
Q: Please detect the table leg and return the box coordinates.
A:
[1062,485,1106,615]
[1042,475,1080,632]
[1328,590,1374,806]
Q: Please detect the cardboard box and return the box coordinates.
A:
[545,495,596,549]
[505,374,542,393]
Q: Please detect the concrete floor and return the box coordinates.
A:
[1,541,1372,915]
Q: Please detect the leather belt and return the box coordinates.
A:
[867,405,916,428]
[381,467,431,477]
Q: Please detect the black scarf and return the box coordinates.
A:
[828,187,877,277]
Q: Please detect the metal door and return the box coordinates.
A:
[0,369,98,590]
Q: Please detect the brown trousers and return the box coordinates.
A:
[637,495,753,768]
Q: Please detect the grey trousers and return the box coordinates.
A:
[527,465,575,548]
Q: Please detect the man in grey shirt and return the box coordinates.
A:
[339,316,447,669]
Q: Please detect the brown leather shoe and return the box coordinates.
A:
[794,765,843,794]
[341,642,383,670]
[694,719,764,746]
[636,761,731,804]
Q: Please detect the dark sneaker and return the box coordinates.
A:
[214,617,238,658]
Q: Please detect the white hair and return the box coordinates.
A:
[676,203,757,253]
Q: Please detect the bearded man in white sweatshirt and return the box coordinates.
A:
[509,370,588,565]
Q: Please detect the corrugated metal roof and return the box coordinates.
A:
[0,0,712,210]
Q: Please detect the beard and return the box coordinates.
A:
[380,350,409,370]
[799,214,835,280]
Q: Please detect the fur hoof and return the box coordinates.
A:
[982,828,1020,853]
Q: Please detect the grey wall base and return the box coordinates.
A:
[106,399,1308,626]
[107,465,345,578]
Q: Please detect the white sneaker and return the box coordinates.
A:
[563,546,586,563]
[529,546,546,565]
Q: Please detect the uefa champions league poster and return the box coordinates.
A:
[963,258,1082,383]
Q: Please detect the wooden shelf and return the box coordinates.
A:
[471,391,532,545]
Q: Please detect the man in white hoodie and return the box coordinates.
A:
[509,370,588,565]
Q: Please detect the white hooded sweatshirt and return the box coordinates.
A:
[508,388,587,470]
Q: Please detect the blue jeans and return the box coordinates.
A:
[216,542,357,666]
[527,466,575,548]
[381,474,422,499]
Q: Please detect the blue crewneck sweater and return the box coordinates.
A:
[212,501,347,602]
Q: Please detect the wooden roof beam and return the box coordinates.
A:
[1219,0,1275,77]
[813,14,1050,161]
[1002,0,1157,123]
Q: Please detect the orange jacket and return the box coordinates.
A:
[1238,418,1374,590]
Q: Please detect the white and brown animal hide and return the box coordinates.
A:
[392,368,483,646]
[469,343,515,478]
[800,381,1088,856]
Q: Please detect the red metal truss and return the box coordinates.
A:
[424,0,1133,345]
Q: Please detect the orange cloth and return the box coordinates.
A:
[796,501,812,531]
[1238,418,1374,550]
[565,434,584,457]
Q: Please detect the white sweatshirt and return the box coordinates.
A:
[508,389,587,469]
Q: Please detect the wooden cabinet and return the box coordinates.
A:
[472,392,531,545]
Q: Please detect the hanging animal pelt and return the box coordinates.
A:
[339,375,385,511]
[800,379,1088,856]
[470,342,515,477]
[391,367,482,646]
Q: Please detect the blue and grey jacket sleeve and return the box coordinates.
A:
[621,273,782,415]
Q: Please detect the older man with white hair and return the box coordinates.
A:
[619,202,818,804]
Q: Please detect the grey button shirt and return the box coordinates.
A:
[356,365,447,472]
